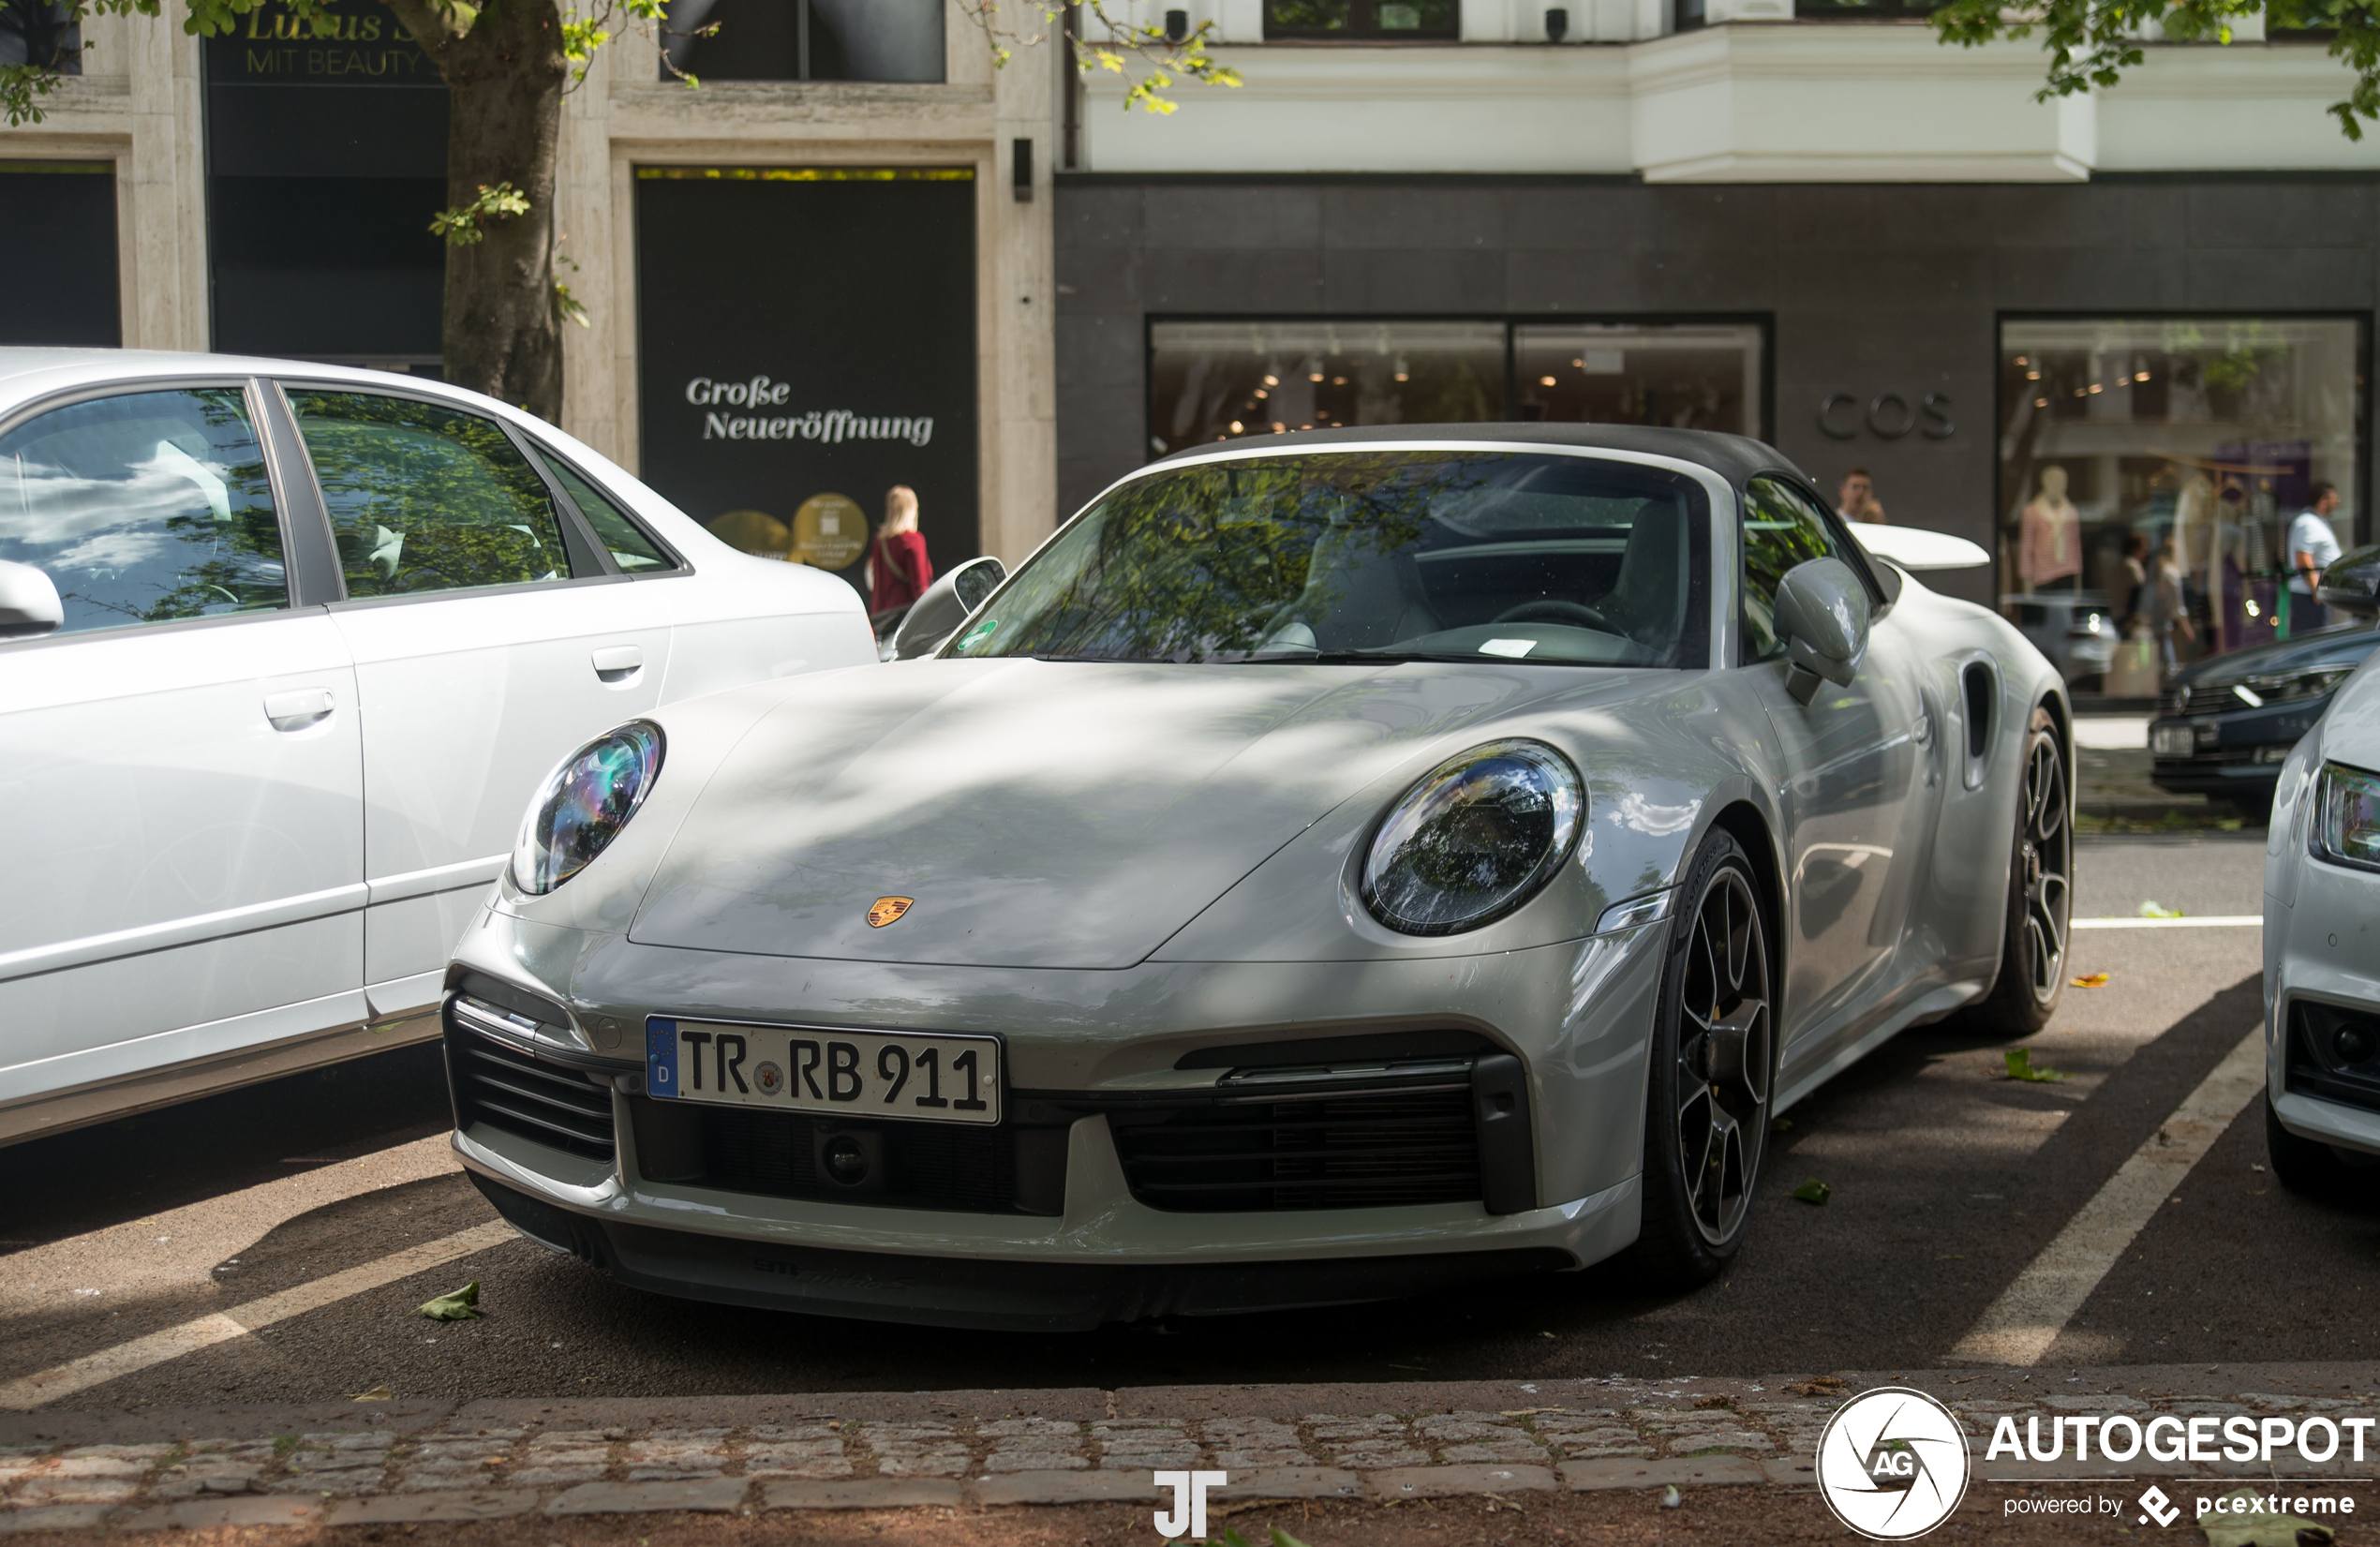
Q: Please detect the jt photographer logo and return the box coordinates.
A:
[1816,1388,1972,1540]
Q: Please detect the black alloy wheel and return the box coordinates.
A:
[1969,704,2072,1035]
[1625,827,1774,1287]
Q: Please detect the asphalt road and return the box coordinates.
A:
[8,830,2362,1413]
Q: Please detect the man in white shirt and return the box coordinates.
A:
[2290,482,2346,632]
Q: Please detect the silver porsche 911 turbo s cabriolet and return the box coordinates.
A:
[442,425,2071,1330]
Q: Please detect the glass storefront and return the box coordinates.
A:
[1998,318,2363,696]
[1148,320,1764,458]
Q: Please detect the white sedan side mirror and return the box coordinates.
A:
[1774,558,1870,704]
[0,559,63,639]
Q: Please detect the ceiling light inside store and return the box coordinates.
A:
[1333,376,1347,385]
[1540,375,1557,386]
[2026,370,2041,380]
[2034,398,2048,408]
[1229,421,1244,432]
[1262,373,1279,387]
[2135,370,2151,380]
[1272,422,1285,432]
[2016,355,2030,366]
[1254,389,1267,399]
[2090,383,2103,394]
[1572,357,1585,367]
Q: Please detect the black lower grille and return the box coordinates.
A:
[628,1100,1063,1215]
[1108,1085,1482,1212]
[2287,1000,2380,1114]
[448,1024,617,1162]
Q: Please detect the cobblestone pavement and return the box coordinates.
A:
[5,1365,2377,1532]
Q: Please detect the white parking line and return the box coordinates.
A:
[1947,1027,2266,1366]
[0,1220,518,1410]
[2072,915,2261,930]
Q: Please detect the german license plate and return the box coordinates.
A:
[644,1019,1001,1125]
[2152,724,2194,756]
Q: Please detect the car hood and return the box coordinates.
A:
[627,656,1632,970]
[2168,621,2379,689]
[2321,652,2380,771]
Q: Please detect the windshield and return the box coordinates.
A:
[950,451,1709,668]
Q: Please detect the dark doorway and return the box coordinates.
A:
[0,161,118,346]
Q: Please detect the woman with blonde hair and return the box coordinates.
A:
[867,484,934,615]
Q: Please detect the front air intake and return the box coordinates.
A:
[1107,1077,1483,1213]
[447,1019,617,1162]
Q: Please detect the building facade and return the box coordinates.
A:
[8,0,2378,692]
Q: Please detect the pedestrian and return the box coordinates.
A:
[2117,530,2149,634]
[867,483,935,615]
[2150,531,2194,677]
[1837,468,1886,526]
[2288,481,2345,632]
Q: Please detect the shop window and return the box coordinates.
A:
[1149,321,1505,457]
[1150,319,1766,459]
[1793,0,1945,18]
[662,0,943,82]
[1512,323,1763,437]
[0,0,79,68]
[1263,0,1460,40]
[1998,317,2363,693]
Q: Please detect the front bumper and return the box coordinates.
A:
[2149,699,2328,797]
[2266,845,2380,1159]
[439,905,1669,1328]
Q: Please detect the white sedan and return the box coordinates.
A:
[2264,642,2380,1189]
[0,349,874,1145]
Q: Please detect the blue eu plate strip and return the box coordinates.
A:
[646,1018,679,1099]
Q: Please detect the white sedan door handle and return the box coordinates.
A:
[263,688,336,731]
[591,645,644,683]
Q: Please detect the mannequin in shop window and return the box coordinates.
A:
[2018,465,2082,591]
[867,484,934,616]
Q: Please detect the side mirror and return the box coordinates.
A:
[2317,544,2380,618]
[888,555,1007,661]
[1773,557,1870,704]
[0,559,63,639]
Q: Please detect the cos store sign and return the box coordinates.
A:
[635,167,978,591]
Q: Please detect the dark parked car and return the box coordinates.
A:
[2149,546,2380,819]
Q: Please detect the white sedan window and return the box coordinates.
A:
[287,390,583,600]
[0,387,289,636]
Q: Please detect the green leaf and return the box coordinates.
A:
[2004,1048,2069,1083]
[1791,1178,1831,1205]
[417,1281,483,1320]
[1272,1529,1316,1547]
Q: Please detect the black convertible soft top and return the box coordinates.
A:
[1146,422,1810,493]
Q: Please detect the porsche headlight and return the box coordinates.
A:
[1361,739,1584,936]
[2311,760,2380,873]
[513,721,663,895]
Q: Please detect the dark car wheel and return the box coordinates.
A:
[1623,828,1774,1289]
[1965,703,2072,1037]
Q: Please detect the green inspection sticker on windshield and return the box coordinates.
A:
[958,618,999,650]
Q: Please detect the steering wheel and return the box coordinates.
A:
[1492,598,1624,634]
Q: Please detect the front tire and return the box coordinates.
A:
[1965,704,2071,1036]
[1623,829,1775,1289]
